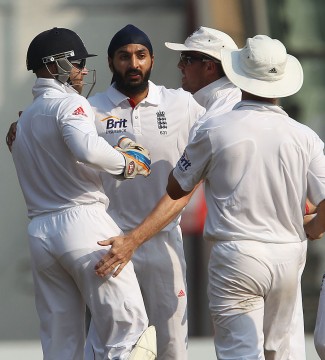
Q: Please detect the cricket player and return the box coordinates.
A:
[95,35,325,359]
[85,24,206,360]
[165,26,241,141]
[10,27,156,360]
[166,26,307,360]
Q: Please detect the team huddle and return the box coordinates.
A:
[6,23,325,360]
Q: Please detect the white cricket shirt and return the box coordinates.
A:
[189,76,241,142]
[12,78,125,218]
[173,100,325,243]
[89,80,205,231]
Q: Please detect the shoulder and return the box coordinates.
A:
[156,85,203,111]
[287,117,321,139]
[88,91,107,107]
[156,84,192,98]
[59,93,94,118]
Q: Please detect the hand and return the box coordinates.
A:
[304,214,324,240]
[94,234,138,277]
[115,136,151,178]
[6,121,18,152]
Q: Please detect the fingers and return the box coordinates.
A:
[6,122,18,152]
[94,238,126,277]
[97,239,112,246]
[94,257,124,278]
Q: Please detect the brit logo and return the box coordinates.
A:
[156,110,167,135]
[177,150,191,172]
[100,115,128,134]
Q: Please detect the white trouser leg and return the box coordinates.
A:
[288,241,307,359]
[208,240,304,360]
[132,226,188,360]
[28,204,148,360]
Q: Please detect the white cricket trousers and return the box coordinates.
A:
[27,203,148,360]
[86,225,188,360]
[208,240,306,360]
[132,226,188,360]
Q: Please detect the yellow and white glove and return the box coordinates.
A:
[115,136,151,179]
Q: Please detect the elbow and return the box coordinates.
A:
[75,151,97,165]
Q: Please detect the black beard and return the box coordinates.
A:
[112,67,151,95]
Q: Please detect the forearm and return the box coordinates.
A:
[63,126,125,175]
[128,190,194,246]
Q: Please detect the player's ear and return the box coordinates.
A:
[206,60,214,71]
[151,54,154,70]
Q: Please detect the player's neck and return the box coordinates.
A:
[126,88,149,106]
[242,91,277,104]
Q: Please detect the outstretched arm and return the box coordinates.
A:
[95,172,197,277]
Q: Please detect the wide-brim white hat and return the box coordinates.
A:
[165,26,238,61]
[220,35,303,98]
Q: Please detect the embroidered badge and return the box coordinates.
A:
[156,110,167,135]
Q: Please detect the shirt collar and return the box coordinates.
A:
[233,100,289,116]
[32,78,75,99]
[106,80,160,107]
[193,76,233,108]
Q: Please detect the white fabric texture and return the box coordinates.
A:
[174,100,325,243]
[88,80,204,359]
[28,203,148,360]
[208,240,306,359]
[189,76,241,142]
[12,78,125,218]
[89,80,205,232]
[12,78,148,359]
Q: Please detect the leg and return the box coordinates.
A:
[288,241,307,359]
[56,205,148,359]
[132,226,188,359]
[208,242,265,359]
[28,232,86,360]
[208,241,303,360]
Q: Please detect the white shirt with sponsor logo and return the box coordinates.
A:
[173,100,325,243]
[188,76,241,142]
[12,78,125,218]
[89,81,205,231]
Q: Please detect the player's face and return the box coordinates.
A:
[69,60,88,94]
[177,52,210,94]
[109,44,154,95]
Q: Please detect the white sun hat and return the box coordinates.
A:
[220,34,303,98]
[165,26,238,61]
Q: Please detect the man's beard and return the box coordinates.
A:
[112,66,151,95]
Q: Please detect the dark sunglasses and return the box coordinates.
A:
[179,53,220,66]
[71,58,86,69]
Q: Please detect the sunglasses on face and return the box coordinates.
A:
[179,53,220,66]
[71,58,86,70]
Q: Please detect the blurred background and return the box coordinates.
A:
[0,0,324,358]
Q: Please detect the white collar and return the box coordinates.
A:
[193,76,234,109]
[233,100,288,116]
[106,80,160,107]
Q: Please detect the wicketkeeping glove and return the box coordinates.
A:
[115,136,151,179]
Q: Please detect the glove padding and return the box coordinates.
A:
[115,137,151,179]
